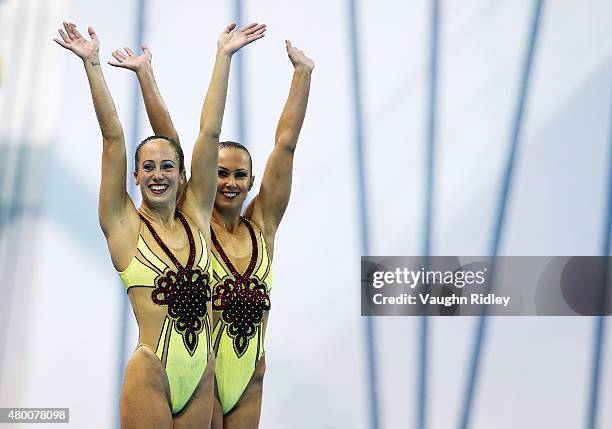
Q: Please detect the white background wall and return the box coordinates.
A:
[0,0,611,428]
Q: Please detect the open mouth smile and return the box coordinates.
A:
[222,191,238,199]
[149,184,169,195]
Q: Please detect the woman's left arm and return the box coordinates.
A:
[184,23,266,220]
[251,41,314,236]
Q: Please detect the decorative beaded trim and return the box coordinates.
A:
[140,210,196,270]
[139,211,211,355]
[210,217,258,279]
[210,218,270,357]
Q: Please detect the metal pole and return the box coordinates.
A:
[458,2,544,428]
[418,1,441,428]
[586,79,612,429]
[347,0,379,427]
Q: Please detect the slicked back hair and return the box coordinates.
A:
[219,140,253,173]
[134,135,185,173]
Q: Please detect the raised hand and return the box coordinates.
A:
[217,22,266,56]
[285,40,314,72]
[54,22,99,61]
[108,45,152,72]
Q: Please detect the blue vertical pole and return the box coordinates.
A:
[234,0,246,146]
[347,1,379,428]
[586,83,612,429]
[419,1,441,428]
[115,1,147,427]
[458,1,544,429]
[587,318,608,429]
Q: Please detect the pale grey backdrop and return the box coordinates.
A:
[0,0,611,428]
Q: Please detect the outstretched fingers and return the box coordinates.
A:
[56,27,69,43]
[53,23,73,49]
[107,44,151,68]
[243,23,266,36]
[62,22,74,40]
[58,21,92,43]
[234,22,267,43]
[54,21,101,60]
[238,22,259,33]
[53,37,68,49]
[111,50,127,62]
[69,23,85,40]
[246,30,266,44]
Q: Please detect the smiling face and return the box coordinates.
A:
[134,139,185,208]
[215,147,254,212]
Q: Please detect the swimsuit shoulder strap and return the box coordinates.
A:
[240,217,259,278]
[175,210,196,269]
[210,217,259,280]
[139,210,196,271]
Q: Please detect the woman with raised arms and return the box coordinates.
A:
[110,33,314,428]
[54,21,265,428]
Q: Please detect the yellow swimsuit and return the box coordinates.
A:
[211,217,272,415]
[118,211,213,415]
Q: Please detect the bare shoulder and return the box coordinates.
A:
[245,194,276,258]
[244,194,264,233]
[104,206,142,272]
[179,193,212,243]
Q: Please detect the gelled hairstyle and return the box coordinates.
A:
[219,141,253,173]
[134,135,185,173]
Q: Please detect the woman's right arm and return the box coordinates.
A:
[108,45,180,144]
[54,23,138,248]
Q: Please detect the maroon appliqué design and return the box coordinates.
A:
[211,218,271,358]
[141,211,211,355]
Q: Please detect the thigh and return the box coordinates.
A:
[222,354,266,429]
[210,380,224,429]
[120,345,173,429]
[173,352,216,429]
